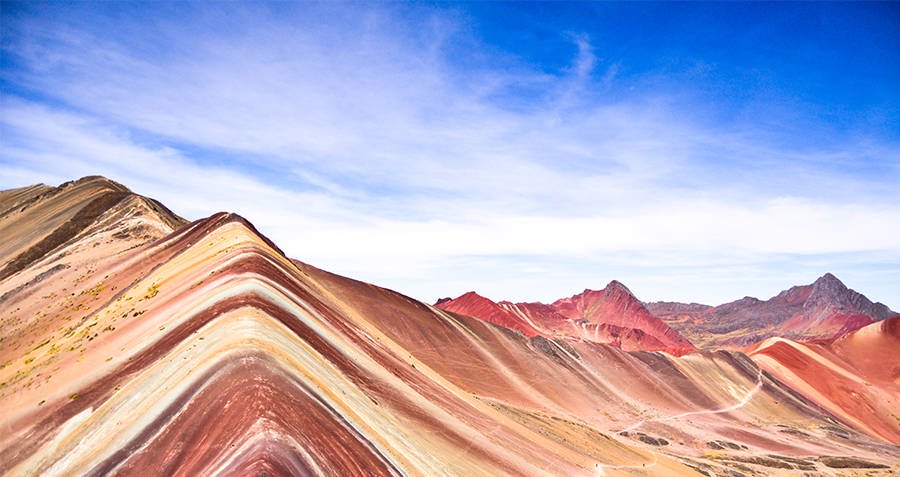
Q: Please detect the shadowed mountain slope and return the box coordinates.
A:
[0,176,185,282]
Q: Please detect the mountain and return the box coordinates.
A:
[646,273,898,349]
[434,291,548,337]
[0,176,185,282]
[748,316,900,444]
[2,177,898,476]
[436,282,695,356]
[552,282,696,355]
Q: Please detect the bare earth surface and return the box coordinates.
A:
[1,177,897,476]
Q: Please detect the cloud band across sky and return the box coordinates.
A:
[2,2,899,306]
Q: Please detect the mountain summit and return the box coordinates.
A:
[437,281,696,355]
[804,273,896,320]
[647,273,898,348]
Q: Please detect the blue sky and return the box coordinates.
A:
[2,2,899,307]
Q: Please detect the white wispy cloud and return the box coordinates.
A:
[1,4,898,306]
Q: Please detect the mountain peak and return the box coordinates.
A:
[800,272,899,322]
[657,272,898,349]
[815,272,844,287]
[59,175,131,193]
[547,282,695,354]
[457,290,489,302]
[809,273,850,301]
[604,280,635,297]
[570,280,636,303]
[434,290,545,337]
[437,291,504,313]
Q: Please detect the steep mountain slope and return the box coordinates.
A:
[647,273,898,349]
[1,177,898,476]
[748,317,900,445]
[0,176,185,281]
[552,282,696,355]
[434,291,547,337]
[437,282,695,355]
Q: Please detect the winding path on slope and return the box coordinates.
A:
[617,369,764,434]
[590,370,763,476]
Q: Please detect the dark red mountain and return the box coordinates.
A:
[646,273,898,348]
[436,281,696,355]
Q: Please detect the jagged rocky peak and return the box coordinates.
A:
[603,279,636,299]
[811,272,848,294]
[805,272,898,320]
[807,273,862,309]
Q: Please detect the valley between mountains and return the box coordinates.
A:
[1,177,898,476]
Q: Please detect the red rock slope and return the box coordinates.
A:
[437,281,696,356]
[748,317,900,445]
[553,282,696,355]
[647,273,898,349]
[1,177,897,476]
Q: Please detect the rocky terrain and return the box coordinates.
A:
[646,273,898,349]
[1,177,897,476]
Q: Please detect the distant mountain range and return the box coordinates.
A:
[438,273,897,353]
[436,281,695,356]
[647,272,897,349]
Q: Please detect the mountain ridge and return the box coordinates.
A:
[437,282,697,356]
[2,176,898,476]
[646,272,898,349]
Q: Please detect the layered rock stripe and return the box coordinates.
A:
[1,178,898,476]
